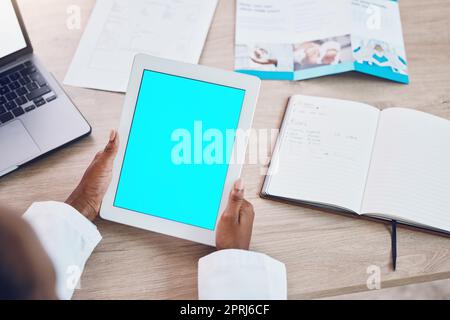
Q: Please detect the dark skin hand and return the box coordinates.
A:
[66,130,119,221]
[216,179,255,250]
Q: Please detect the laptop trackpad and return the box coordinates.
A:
[0,121,40,173]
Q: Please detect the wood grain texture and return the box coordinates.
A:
[1,0,449,299]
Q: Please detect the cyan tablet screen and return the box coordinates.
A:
[114,70,246,230]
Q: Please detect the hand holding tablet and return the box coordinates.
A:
[100,54,260,245]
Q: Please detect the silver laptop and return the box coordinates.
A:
[0,0,91,177]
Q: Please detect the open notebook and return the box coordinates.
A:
[262,95,450,234]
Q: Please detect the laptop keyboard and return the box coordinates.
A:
[0,61,57,125]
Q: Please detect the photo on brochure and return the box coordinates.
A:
[235,35,353,74]
[293,35,353,71]
[235,43,294,72]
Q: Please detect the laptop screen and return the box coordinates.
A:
[0,0,27,59]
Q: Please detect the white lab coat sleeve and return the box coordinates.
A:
[23,201,102,300]
[198,249,287,300]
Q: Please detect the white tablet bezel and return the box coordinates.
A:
[100,54,261,246]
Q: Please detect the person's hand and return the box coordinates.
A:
[66,130,119,221]
[216,179,255,250]
[322,49,338,65]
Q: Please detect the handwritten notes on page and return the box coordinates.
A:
[265,95,379,213]
[64,0,218,92]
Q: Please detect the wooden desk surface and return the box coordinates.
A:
[2,0,449,299]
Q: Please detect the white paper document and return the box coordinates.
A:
[64,0,218,92]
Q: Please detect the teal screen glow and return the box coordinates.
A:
[114,70,246,230]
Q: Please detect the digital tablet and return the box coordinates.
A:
[100,54,261,246]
